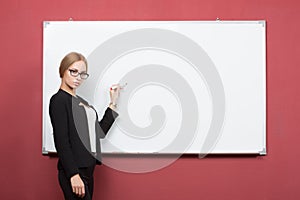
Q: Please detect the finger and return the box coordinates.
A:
[110,86,119,90]
[111,83,123,90]
[78,187,82,196]
[81,185,85,198]
[78,187,83,198]
[78,188,82,198]
[75,187,79,195]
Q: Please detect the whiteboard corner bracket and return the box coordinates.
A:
[259,20,266,27]
[259,148,267,155]
[42,147,48,155]
[43,21,50,28]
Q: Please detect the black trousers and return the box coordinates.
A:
[58,165,95,200]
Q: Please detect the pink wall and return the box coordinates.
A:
[1,0,300,199]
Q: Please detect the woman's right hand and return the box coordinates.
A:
[109,84,121,110]
[70,174,85,198]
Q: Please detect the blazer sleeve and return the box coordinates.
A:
[96,107,119,139]
[49,96,79,179]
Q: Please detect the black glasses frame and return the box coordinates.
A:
[68,69,89,80]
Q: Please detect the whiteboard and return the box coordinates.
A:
[42,21,266,155]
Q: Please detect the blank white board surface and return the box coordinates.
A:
[43,21,266,155]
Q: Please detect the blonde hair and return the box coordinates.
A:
[59,52,88,78]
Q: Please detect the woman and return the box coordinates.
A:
[49,52,120,199]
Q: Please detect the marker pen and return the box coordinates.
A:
[110,83,127,90]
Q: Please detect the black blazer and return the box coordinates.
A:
[49,89,118,179]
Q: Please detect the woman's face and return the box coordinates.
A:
[62,60,87,90]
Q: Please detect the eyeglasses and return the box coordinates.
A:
[68,69,89,80]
